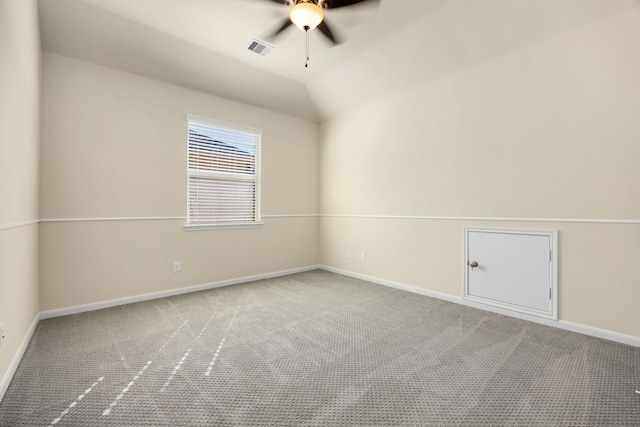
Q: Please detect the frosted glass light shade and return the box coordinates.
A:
[289,2,324,31]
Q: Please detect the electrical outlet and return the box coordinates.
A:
[0,323,4,347]
[346,250,351,259]
[173,261,181,273]
[361,252,367,262]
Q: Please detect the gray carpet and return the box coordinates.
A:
[0,270,638,426]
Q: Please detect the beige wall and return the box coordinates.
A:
[2,4,638,396]
[0,0,41,390]
[319,7,640,338]
[39,53,319,311]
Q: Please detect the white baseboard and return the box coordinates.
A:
[319,265,640,348]
[3,263,637,404]
[553,320,640,348]
[40,265,321,320]
[2,266,320,403]
[0,313,40,403]
[320,265,464,305]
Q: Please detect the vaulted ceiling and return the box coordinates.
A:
[38,0,638,122]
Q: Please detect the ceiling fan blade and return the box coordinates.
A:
[268,18,294,39]
[316,21,341,45]
[265,0,291,4]
[321,0,379,9]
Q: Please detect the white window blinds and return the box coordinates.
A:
[186,115,262,229]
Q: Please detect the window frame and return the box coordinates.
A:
[184,114,262,231]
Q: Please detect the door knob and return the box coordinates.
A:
[469,261,478,271]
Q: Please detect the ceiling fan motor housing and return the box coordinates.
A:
[267,0,379,46]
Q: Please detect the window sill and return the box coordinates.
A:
[184,222,263,232]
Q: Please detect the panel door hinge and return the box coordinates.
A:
[549,249,552,262]
[549,288,552,299]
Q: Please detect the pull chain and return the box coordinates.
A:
[305,27,310,68]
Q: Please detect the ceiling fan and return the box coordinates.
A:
[261,0,380,66]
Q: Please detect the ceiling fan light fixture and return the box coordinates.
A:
[289,2,324,31]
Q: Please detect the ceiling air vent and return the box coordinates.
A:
[247,39,273,56]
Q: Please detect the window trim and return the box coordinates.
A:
[184,222,263,232]
[185,114,262,231]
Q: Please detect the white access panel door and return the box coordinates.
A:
[465,229,558,320]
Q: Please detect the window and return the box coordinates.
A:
[185,115,262,230]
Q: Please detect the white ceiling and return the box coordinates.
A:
[38,0,639,122]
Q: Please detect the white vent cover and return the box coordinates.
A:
[247,40,273,56]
